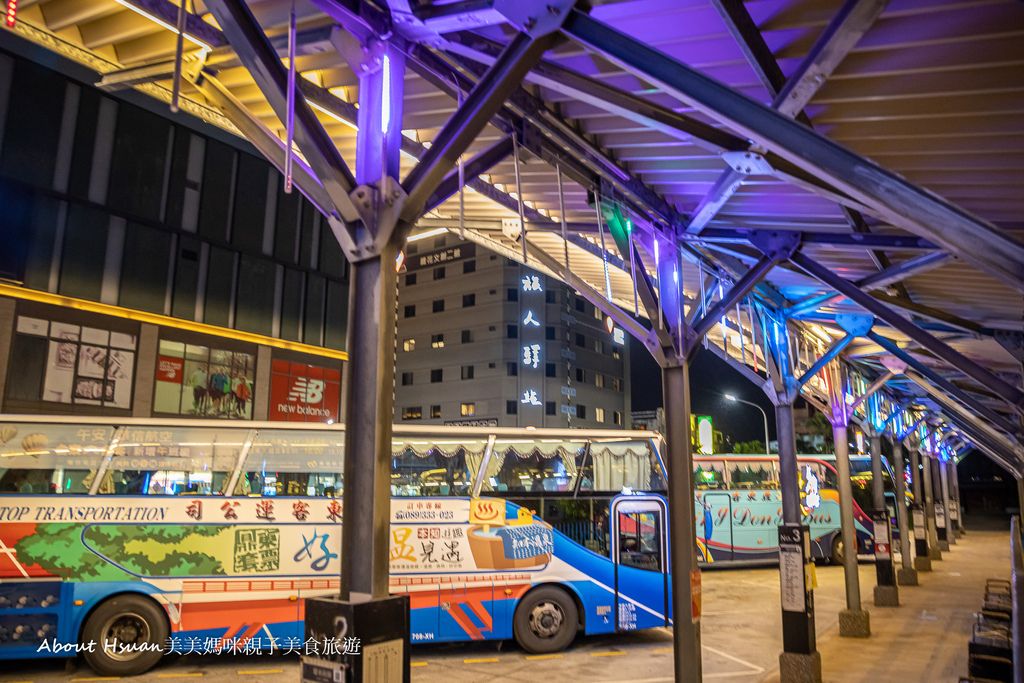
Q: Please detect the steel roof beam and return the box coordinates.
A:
[790,251,1024,413]
[870,332,1022,437]
[689,0,888,234]
[424,137,513,213]
[189,72,334,218]
[400,31,560,226]
[563,10,1024,291]
[205,0,359,223]
[788,252,948,317]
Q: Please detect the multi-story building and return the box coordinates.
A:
[0,44,348,427]
[394,231,631,429]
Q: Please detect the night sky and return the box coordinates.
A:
[630,342,778,445]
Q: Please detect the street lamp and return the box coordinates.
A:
[725,394,771,454]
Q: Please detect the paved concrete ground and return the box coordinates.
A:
[1,523,1005,682]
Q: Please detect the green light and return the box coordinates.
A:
[697,416,714,455]
[626,220,632,233]
[701,470,714,482]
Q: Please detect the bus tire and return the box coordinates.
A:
[81,594,168,677]
[830,535,844,565]
[513,586,578,654]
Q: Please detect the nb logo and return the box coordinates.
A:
[288,379,324,404]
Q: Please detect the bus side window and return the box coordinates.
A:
[618,512,661,572]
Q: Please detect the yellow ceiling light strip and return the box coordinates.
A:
[0,284,347,361]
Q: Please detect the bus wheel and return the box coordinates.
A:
[513,586,578,654]
[81,594,168,677]
[830,536,844,565]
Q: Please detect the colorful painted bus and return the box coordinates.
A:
[0,417,884,676]
[0,417,674,676]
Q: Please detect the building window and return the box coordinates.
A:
[464,260,476,274]
[431,405,441,419]
[431,334,445,349]
[405,273,417,286]
[507,288,518,302]
[506,400,518,415]
[595,374,605,388]
[577,404,587,420]
[613,377,623,392]
[545,290,557,304]
[402,406,422,420]
[594,308,603,321]
[462,330,472,344]
[507,362,518,377]
[576,368,586,383]
[614,411,622,425]
[575,298,586,313]
[595,407,605,423]
[507,325,518,339]
[545,363,556,378]
[430,369,443,383]
[401,372,413,386]
[595,340,604,354]
[403,338,415,352]
[463,293,476,307]
[461,402,475,416]
[153,339,254,419]
[545,326,555,340]
[404,305,416,318]
[434,266,446,280]
[461,365,474,380]
[613,346,622,360]
[9,317,140,413]
[575,333,585,347]
[545,401,556,416]
[433,299,445,313]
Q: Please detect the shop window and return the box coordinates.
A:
[6,316,137,410]
[153,339,255,419]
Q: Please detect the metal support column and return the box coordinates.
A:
[933,458,950,551]
[940,459,956,547]
[775,400,822,680]
[921,454,943,560]
[892,440,917,585]
[834,422,870,636]
[870,434,898,605]
[661,363,701,683]
[909,445,932,572]
[952,462,965,536]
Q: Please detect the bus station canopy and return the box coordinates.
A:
[6,0,1024,471]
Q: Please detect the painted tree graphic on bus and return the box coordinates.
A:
[16,524,228,580]
[16,524,126,581]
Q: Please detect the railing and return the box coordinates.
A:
[554,521,609,556]
[1013,515,1023,683]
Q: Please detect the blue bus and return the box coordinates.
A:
[0,417,883,676]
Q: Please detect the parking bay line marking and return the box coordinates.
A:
[590,651,627,657]
[158,675,204,678]
[411,663,428,667]
[71,678,120,682]
[237,671,284,675]
[526,654,563,660]
[464,658,500,663]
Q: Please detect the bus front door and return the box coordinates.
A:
[611,495,669,631]
[698,492,733,562]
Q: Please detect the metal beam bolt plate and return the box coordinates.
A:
[835,314,874,337]
[722,150,774,175]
